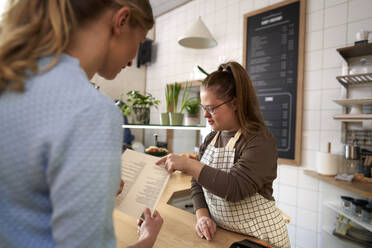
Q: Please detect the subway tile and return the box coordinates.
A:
[304,90,321,110]
[347,18,372,44]
[227,3,239,21]
[303,110,321,131]
[348,0,372,23]
[278,184,298,206]
[287,224,296,247]
[306,10,324,32]
[322,67,343,89]
[323,25,347,49]
[321,88,342,110]
[298,169,320,191]
[307,0,324,13]
[304,70,322,90]
[322,48,343,69]
[324,3,347,28]
[295,226,318,248]
[277,202,297,226]
[325,0,347,8]
[305,51,323,71]
[270,0,283,5]
[301,150,317,171]
[239,0,254,15]
[297,188,319,212]
[279,165,298,187]
[254,0,270,10]
[215,0,228,11]
[297,208,318,232]
[320,110,342,131]
[302,130,320,151]
[306,30,323,52]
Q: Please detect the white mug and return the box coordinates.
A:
[356,29,371,41]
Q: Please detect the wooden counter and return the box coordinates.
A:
[113,172,248,248]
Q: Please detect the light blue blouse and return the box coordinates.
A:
[0,54,123,247]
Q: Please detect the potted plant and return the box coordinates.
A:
[121,90,160,125]
[183,98,200,126]
[169,82,183,125]
[160,85,172,125]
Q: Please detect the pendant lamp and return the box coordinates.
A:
[178,16,217,49]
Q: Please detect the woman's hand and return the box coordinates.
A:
[136,208,163,247]
[156,153,189,173]
[195,216,216,241]
[156,154,205,180]
[116,179,124,196]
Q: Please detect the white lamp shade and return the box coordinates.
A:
[178,17,217,49]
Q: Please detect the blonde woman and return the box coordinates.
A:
[157,62,290,247]
[0,1,163,247]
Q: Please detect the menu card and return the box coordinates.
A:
[115,149,170,218]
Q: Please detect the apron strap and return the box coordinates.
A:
[209,132,220,146]
[225,129,242,149]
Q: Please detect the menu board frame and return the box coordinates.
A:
[243,0,305,165]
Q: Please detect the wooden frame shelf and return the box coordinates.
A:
[333,98,372,106]
[333,114,372,122]
[304,170,372,198]
[336,73,372,88]
[337,43,372,61]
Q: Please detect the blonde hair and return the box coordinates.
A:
[202,61,270,140]
[0,0,154,94]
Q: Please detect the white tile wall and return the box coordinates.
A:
[322,47,343,69]
[323,25,347,49]
[324,3,348,28]
[348,0,372,23]
[145,1,372,247]
[306,30,323,52]
[307,10,324,32]
[305,70,322,90]
[307,0,324,13]
[306,51,323,71]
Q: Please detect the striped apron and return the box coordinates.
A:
[200,130,290,247]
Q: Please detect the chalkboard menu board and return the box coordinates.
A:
[243,0,305,165]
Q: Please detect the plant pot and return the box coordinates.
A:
[169,113,184,126]
[160,112,170,125]
[131,107,150,124]
[184,113,199,126]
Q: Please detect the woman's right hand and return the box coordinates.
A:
[195,216,216,241]
[136,208,163,247]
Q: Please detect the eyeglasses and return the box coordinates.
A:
[200,99,233,115]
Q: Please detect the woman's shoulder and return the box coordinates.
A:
[241,130,277,149]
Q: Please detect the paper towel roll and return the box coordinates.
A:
[315,151,342,176]
[362,120,372,130]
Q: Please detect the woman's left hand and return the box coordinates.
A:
[156,154,188,173]
[116,179,124,196]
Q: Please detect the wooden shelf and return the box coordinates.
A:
[337,43,372,61]
[122,124,206,131]
[333,98,372,106]
[304,170,372,198]
[333,114,372,122]
[336,73,372,88]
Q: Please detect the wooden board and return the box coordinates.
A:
[304,170,372,198]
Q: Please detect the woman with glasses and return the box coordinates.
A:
[0,1,163,247]
[157,62,290,247]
